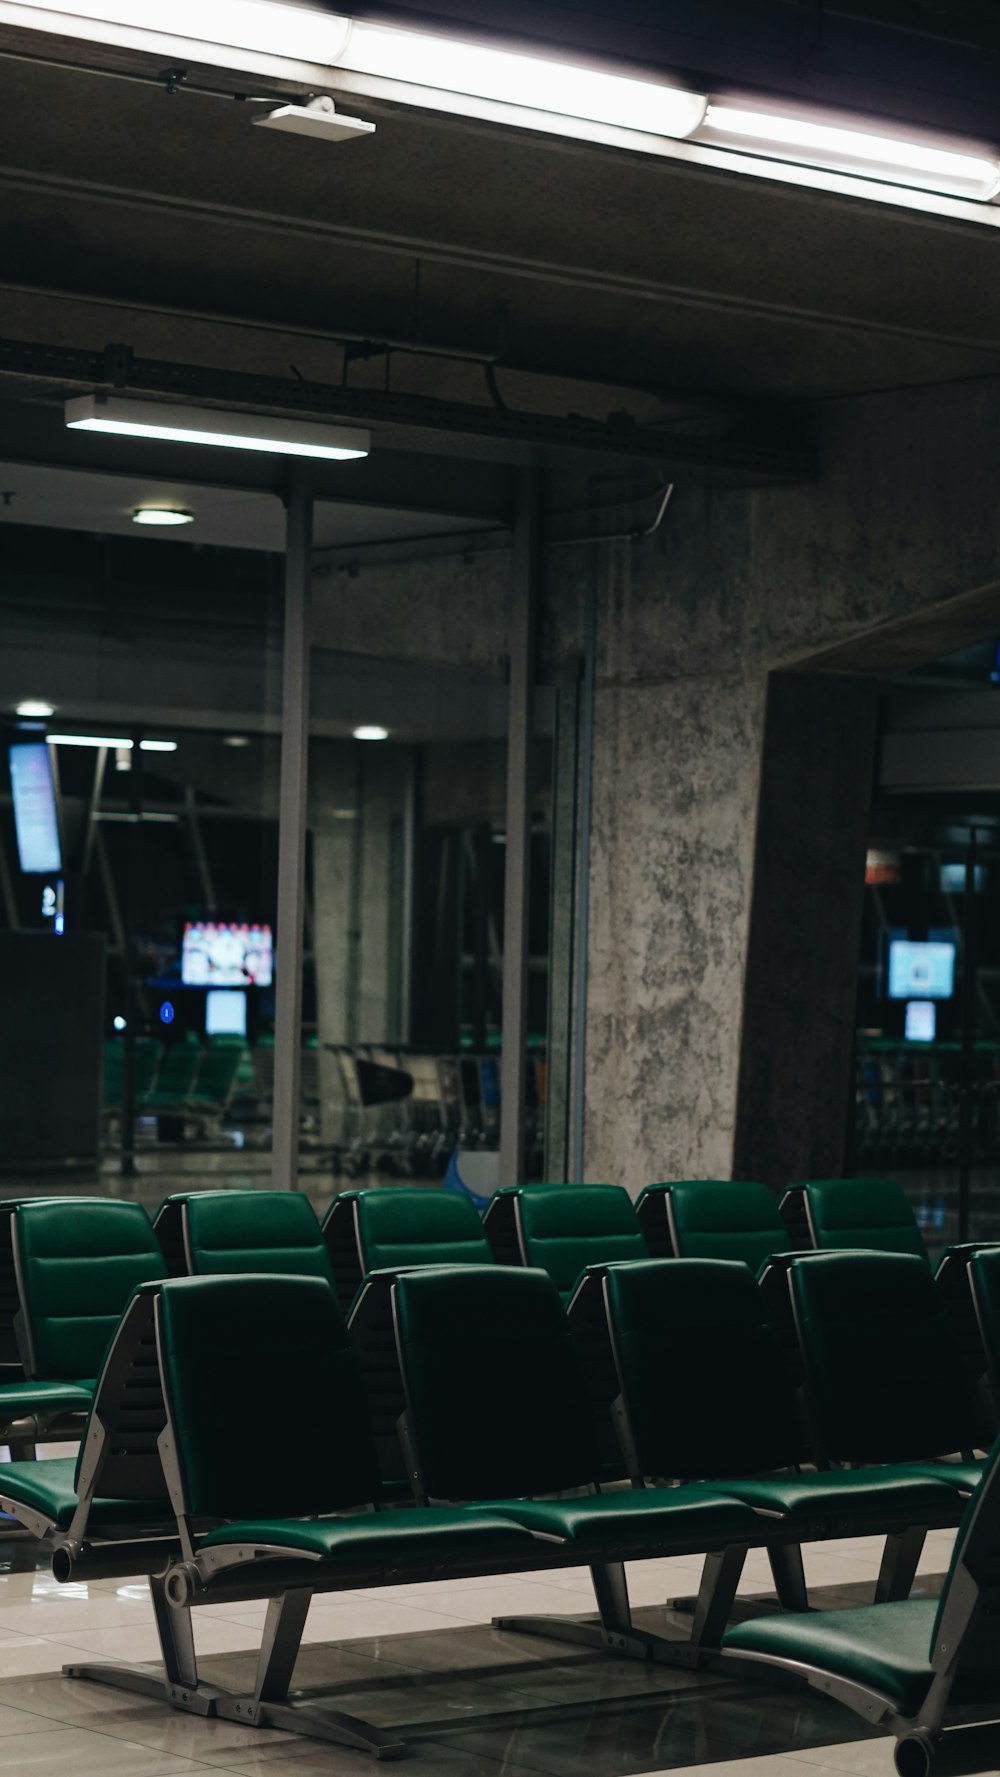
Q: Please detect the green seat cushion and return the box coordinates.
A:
[184,1191,333,1283]
[0,1458,170,1530]
[0,1379,94,1416]
[665,1180,787,1272]
[517,1185,647,1300]
[907,1460,985,1494]
[719,1466,962,1522]
[803,1179,928,1262]
[485,1485,758,1548]
[201,1505,542,1565]
[724,1598,936,1714]
[356,1189,492,1275]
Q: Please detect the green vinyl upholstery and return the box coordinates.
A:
[181,1190,333,1284]
[514,1184,647,1302]
[323,1188,492,1315]
[0,1455,170,1531]
[725,1598,936,1713]
[159,1273,542,1567]
[603,1259,957,1523]
[157,1273,378,1520]
[797,1177,928,1262]
[969,1247,1000,1405]
[641,1180,788,1273]
[790,1251,978,1466]
[14,1199,165,1380]
[391,1264,758,1548]
[355,1187,491,1276]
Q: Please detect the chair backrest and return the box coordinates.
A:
[639,1180,787,1273]
[156,1190,333,1284]
[0,1195,85,1368]
[936,1244,996,1441]
[504,1185,647,1301]
[793,1177,928,1261]
[927,1435,1000,1690]
[156,1273,379,1521]
[604,1258,804,1478]
[967,1248,1000,1417]
[790,1251,976,1464]
[13,1199,165,1380]
[393,1265,600,1501]
[324,1188,491,1313]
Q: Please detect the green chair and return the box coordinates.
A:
[322,1185,492,1314]
[780,1177,929,1262]
[788,1251,983,1492]
[153,1189,332,1284]
[933,1244,998,1442]
[392,1264,763,1661]
[0,1280,176,1579]
[599,1258,966,1609]
[0,1197,164,1459]
[723,1435,1000,1776]
[482,1183,647,1303]
[114,1273,559,1757]
[139,1035,202,1112]
[966,1247,1000,1432]
[637,1179,790,1272]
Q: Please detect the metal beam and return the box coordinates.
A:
[270,472,312,1191]
[570,546,598,1185]
[499,470,540,1187]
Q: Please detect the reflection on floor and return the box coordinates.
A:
[0,1506,977,1777]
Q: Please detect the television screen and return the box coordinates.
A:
[182,921,273,987]
[205,989,247,1037]
[905,1001,936,1042]
[888,939,956,1001]
[940,862,987,895]
[9,742,62,875]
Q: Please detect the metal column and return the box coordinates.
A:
[570,546,598,1185]
[270,472,313,1191]
[499,470,540,1187]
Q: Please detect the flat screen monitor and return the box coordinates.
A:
[205,989,247,1038]
[905,1001,936,1042]
[888,939,956,1001]
[181,921,273,988]
[8,742,62,875]
[940,862,987,895]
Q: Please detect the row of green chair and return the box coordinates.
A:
[0,1259,985,1765]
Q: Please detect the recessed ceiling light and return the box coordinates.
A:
[353,725,389,741]
[66,396,370,462]
[15,700,55,718]
[222,735,252,748]
[132,507,194,527]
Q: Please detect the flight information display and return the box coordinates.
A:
[181,921,273,987]
[9,743,62,875]
[887,939,955,1001]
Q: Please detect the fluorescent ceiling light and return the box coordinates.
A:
[66,397,369,461]
[47,734,178,751]
[339,22,706,139]
[702,105,1000,201]
[353,725,389,741]
[15,700,55,717]
[132,506,194,526]
[4,0,351,62]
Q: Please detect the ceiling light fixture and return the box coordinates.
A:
[337,21,707,139]
[66,397,370,461]
[1,0,353,64]
[132,506,195,527]
[15,700,55,717]
[701,105,1000,202]
[222,734,252,748]
[353,725,389,741]
[46,734,178,751]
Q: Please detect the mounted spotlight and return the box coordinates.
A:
[254,94,375,142]
[66,396,370,462]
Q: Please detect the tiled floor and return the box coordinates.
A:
[0,1493,984,1777]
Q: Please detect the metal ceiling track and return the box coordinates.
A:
[0,337,814,484]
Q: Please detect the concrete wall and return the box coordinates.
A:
[567,379,1000,1193]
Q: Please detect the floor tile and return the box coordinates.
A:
[0,1723,209,1773]
[0,1635,117,1677]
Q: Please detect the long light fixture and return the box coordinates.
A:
[66,397,370,461]
[701,105,1000,203]
[47,734,178,751]
[338,22,706,139]
[6,1,1000,216]
[132,506,194,527]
